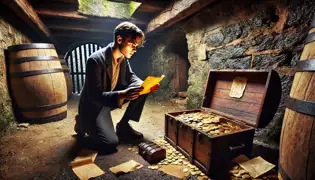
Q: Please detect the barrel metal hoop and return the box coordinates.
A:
[63,69,69,73]
[10,56,59,64]
[286,97,315,116]
[279,163,293,180]
[296,59,315,72]
[8,43,55,52]
[24,111,67,124]
[10,68,64,77]
[20,101,67,112]
[305,33,315,44]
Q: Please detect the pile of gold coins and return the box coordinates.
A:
[229,164,277,180]
[175,112,242,136]
[147,139,210,180]
[134,139,277,180]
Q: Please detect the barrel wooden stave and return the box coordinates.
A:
[279,25,315,180]
[60,58,73,100]
[8,44,67,123]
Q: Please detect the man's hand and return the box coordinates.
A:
[119,86,144,100]
[150,83,160,93]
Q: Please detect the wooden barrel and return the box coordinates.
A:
[59,57,73,100]
[279,15,315,180]
[7,43,67,124]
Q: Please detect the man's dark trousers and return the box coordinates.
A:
[78,94,148,153]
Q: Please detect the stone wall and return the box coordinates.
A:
[132,29,190,100]
[182,0,314,143]
[0,17,31,132]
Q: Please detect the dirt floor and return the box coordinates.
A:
[0,95,186,180]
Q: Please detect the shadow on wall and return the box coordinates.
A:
[131,29,191,100]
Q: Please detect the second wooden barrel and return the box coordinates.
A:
[7,43,67,123]
[59,57,73,100]
[279,16,315,180]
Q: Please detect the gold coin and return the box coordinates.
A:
[242,174,251,179]
[230,169,239,174]
[148,165,159,170]
[239,170,246,175]
[183,168,189,173]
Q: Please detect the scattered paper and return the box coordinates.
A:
[140,75,165,95]
[159,165,186,179]
[234,155,275,178]
[71,149,104,180]
[109,160,143,174]
[229,77,247,98]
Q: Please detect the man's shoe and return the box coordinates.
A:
[116,122,144,140]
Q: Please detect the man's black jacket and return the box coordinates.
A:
[78,43,142,131]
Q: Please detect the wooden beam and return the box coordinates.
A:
[51,29,112,39]
[56,37,110,47]
[147,0,217,33]
[132,11,155,22]
[54,36,110,53]
[48,0,78,4]
[48,25,112,34]
[136,2,165,13]
[30,2,78,11]
[43,17,118,32]
[29,0,78,4]
[36,8,146,26]
[2,0,54,41]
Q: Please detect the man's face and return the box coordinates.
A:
[117,36,142,59]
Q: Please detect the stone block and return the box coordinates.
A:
[286,0,315,27]
[207,45,249,61]
[252,54,290,69]
[225,56,251,69]
[222,24,242,44]
[205,31,224,47]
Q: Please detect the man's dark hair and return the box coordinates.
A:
[113,21,145,46]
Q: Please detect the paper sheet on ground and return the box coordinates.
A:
[159,165,186,179]
[140,75,165,95]
[234,155,275,178]
[109,160,143,174]
[71,149,104,180]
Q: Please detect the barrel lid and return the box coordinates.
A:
[7,43,55,52]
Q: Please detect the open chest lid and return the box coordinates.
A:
[201,69,281,128]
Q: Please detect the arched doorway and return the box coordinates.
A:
[65,42,104,94]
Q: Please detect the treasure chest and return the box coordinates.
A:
[165,70,281,178]
[138,141,166,164]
